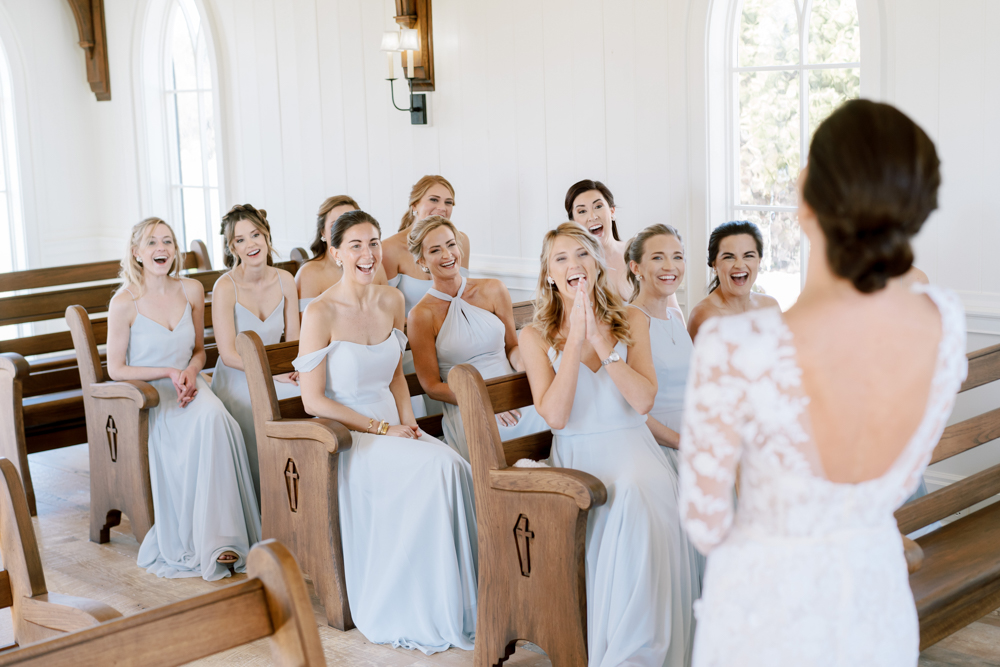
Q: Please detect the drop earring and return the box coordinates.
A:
[336,260,343,267]
[546,277,555,286]
[421,266,430,273]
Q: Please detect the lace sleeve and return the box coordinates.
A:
[679,316,750,555]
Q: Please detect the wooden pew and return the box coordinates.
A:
[0,261,297,515]
[0,239,211,293]
[896,341,1000,649]
[0,457,121,647]
[66,305,156,546]
[0,539,325,666]
[236,332,353,632]
[290,247,309,268]
[234,330,451,631]
[448,363,606,667]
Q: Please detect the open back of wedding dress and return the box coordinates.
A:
[679,284,967,667]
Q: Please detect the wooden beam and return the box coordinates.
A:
[394,0,434,92]
[65,0,111,101]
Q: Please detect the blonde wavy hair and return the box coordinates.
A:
[408,215,460,264]
[117,217,182,295]
[531,222,632,351]
[399,175,455,232]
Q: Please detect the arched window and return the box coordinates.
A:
[731,0,860,308]
[162,0,222,266]
[0,36,24,274]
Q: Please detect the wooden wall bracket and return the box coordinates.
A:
[66,0,111,101]
[394,0,434,92]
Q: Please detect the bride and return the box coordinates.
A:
[679,99,966,666]
[293,209,478,654]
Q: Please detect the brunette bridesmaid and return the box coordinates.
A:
[565,179,682,315]
[296,195,388,312]
[211,204,301,500]
[687,220,780,340]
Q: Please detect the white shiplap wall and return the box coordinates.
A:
[5,0,1000,480]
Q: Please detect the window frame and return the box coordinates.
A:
[135,0,225,267]
[0,32,24,274]
[727,0,861,302]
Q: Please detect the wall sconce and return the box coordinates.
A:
[379,0,434,125]
[381,30,426,125]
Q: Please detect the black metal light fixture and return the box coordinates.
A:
[381,29,427,125]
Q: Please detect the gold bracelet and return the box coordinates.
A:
[377,420,389,436]
[366,418,375,433]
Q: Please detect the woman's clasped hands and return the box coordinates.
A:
[168,366,199,408]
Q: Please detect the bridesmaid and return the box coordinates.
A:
[293,209,477,653]
[211,204,301,501]
[624,224,692,466]
[407,215,548,462]
[382,175,469,417]
[106,217,260,581]
[296,195,388,312]
[519,222,696,666]
[381,175,471,316]
[565,179,682,314]
[687,220,780,340]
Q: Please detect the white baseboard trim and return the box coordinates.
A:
[923,470,965,493]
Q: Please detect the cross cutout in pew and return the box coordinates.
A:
[104,415,117,462]
[514,514,534,577]
[285,458,299,512]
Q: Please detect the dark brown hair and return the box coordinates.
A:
[803,99,940,293]
[707,221,764,293]
[331,210,382,249]
[309,195,360,260]
[564,179,621,241]
[220,204,275,269]
[624,224,684,302]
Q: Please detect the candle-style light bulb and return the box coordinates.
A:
[380,30,401,80]
[400,28,419,79]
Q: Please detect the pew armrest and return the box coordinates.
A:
[264,418,354,453]
[0,353,28,379]
[490,467,607,510]
[903,534,924,574]
[21,592,122,633]
[89,381,159,409]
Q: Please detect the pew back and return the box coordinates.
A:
[895,340,1000,649]
[0,540,324,667]
[448,363,605,667]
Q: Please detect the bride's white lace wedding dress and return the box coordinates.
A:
[679,284,967,667]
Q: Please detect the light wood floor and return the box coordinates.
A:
[9,444,1000,666]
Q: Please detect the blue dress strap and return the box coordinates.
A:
[391,328,408,353]
[293,341,336,373]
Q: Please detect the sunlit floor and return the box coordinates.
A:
[7,444,999,666]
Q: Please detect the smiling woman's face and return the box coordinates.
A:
[232,219,268,266]
[547,234,598,297]
[413,184,455,222]
[420,225,462,279]
[571,189,615,243]
[633,234,685,298]
[334,222,382,284]
[713,233,760,298]
[136,223,176,274]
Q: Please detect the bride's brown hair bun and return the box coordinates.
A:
[803,99,941,293]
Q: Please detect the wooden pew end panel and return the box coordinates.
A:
[0,354,35,516]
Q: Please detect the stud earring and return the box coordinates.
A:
[421,266,430,273]
[136,257,142,265]
[636,275,643,281]
[546,277,555,286]
[336,260,342,267]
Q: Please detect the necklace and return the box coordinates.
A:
[664,310,676,345]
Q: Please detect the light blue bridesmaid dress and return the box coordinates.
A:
[426,277,548,461]
[123,290,261,582]
[634,305,693,472]
[211,273,301,500]
[389,268,469,418]
[292,329,478,654]
[547,341,696,667]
